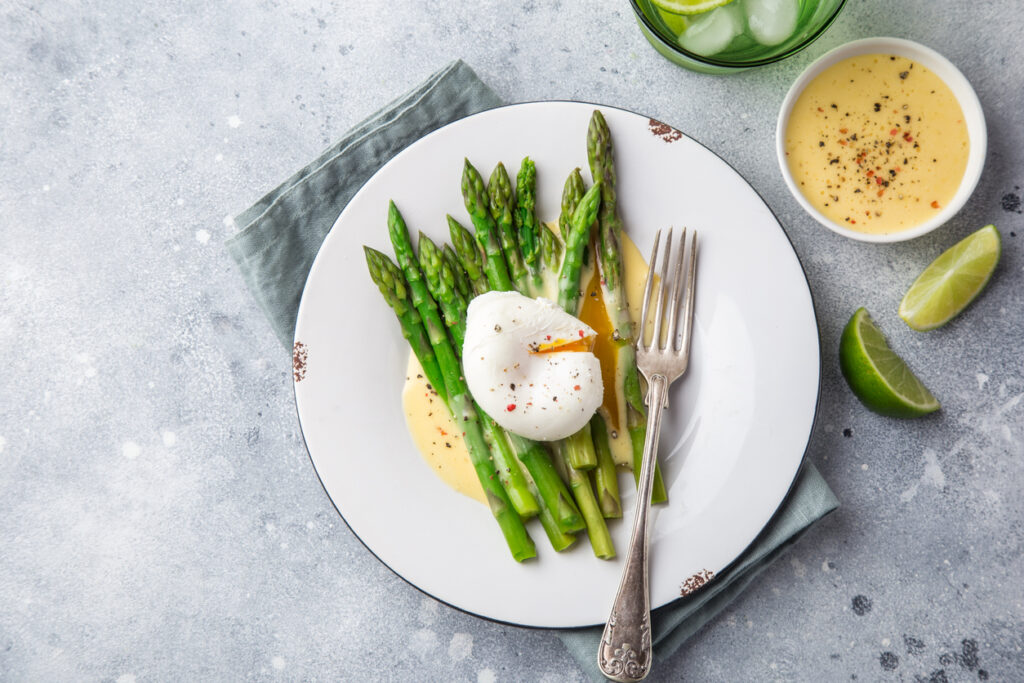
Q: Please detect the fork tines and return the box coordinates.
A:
[638,228,698,359]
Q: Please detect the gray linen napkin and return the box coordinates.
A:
[226,59,839,681]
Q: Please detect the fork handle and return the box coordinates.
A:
[597,374,668,682]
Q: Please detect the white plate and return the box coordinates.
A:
[293,102,820,628]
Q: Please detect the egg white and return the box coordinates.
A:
[462,291,603,441]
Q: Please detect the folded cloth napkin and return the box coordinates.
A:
[227,59,839,681]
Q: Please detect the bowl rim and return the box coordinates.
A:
[629,0,849,70]
[775,36,988,243]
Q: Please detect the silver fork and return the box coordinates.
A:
[597,227,698,683]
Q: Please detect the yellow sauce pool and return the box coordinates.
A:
[785,54,969,235]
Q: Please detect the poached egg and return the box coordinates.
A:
[463,291,603,441]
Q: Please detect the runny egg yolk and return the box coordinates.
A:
[577,266,620,432]
[532,336,595,354]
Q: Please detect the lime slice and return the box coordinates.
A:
[651,0,735,16]
[839,308,940,418]
[898,224,1001,331]
[657,7,692,34]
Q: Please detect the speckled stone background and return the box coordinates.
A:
[2,0,1022,681]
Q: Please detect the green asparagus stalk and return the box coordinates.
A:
[543,176,615,556]
[442,243,471,301]
[505,432,584,534]
[418,231,541,519]
[515,157,543,290]
[556,179,602,472]
[590,412,622,518]
[417,233,466,351]
[447,236,585,537]
[521,463,578,552]
[551,440,615,559]
[488,162,531,293]
[557,180,602,314]
[478,414,541,519]
[364,246,448,406]
[447,215,489,297]
[501,167,613,557]
[539,221,562,273]
[462,159,514,292]
[386,201,535,561]
[558,168,585,241]
[587,110,668,504]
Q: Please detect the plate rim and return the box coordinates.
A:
[291,99,823,630]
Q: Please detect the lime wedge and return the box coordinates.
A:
[839,308,940,418]
[898,225,1001,331]
[651,0,735,15]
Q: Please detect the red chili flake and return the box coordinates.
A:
[578,329,584,338]
[931,200,940,209]
[903,132,913,142]
[877,190,885,197]
[574,385,581,391]
[506,403,516,412]
[838,139,848,146]
[895,166,901,172]
[875,176,884,185]
[866,170,874,177]
[850,219,857,224]
[545,335,551,340]
[817,107,824,112]
[890,128,899,136]
[839,128,848,134]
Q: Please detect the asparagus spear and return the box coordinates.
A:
[559,168,585,241]
[447,215,489,297]
[521,464,577,552]
[551,440,615,560]
[539,221,562,273]
[590,412,622,518]
[504,432,584,535]
[364,246,448,406]
[557,180,602,314]
[447,233,585,537]
[462,159,514,292]
[552,176,604,474]
[442,243,471,301]
[544,179,615,558]
[558,168,622,515]
[587,110,668,504]
[385,201,535,561]
[488,162,531,293]
[418,233,466,351]
[463,162,610,553]
[515,157,543,290]
[418,232,541,519]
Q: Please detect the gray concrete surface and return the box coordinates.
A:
[1,0,1022,680]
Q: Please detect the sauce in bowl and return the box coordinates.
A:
[784,53,969,235]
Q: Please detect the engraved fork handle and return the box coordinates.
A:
[597,374,668,682]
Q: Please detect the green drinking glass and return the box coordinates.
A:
[630,0,847,74]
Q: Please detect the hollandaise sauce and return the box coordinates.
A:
[785,54,969,234]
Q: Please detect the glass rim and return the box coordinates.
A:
[628,0,849,69]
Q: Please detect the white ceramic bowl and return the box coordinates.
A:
[776,37,986,243]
